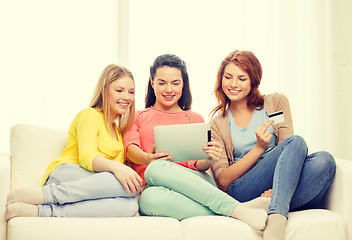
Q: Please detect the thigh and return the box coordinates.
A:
[45,163,94,185]
[290,151,336,210]
[139,186,215,220]
[227,144,287,202]
[39,197,138,217]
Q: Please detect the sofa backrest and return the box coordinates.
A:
[10,124,67,189]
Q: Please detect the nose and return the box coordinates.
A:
[122,91,130,100]
[230,79,238,88]
[165,83,173,93]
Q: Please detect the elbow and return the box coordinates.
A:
[217,175,231,192]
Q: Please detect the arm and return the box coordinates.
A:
[126,144,170,165]
[216,120,274,191]
[273,93,294,144]
[92,155,142,194]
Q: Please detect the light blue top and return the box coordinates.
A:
[229,108,277,163]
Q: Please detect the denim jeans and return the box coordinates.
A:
[38,163,139,217]
[227,135,336,217]
[139,160,238,220]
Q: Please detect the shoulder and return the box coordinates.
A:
[134,108,155,121]
[263,93,290,113]
[186,110,204,122]
[210,111,228,128]
[77,108,102,121]
[264,93,288,102]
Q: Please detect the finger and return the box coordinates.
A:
[153,152,170,159]
[258,120,274,133]
[151,145,156,154]
[126,179,137,195]
[122,181,131,195]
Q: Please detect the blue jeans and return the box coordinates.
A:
[38,163,139,217]
[227,135,336,217]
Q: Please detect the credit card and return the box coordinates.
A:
[268,110,284,124]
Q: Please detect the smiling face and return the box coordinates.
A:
[151,66,184,112]
[221,62,251,105]
[108,75,135,117]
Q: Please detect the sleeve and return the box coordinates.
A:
[75,109,102,171]
[123,112,142,154]
[274,93,294,145]
[210,118,231,180]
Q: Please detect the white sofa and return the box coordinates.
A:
[1,124,351,240]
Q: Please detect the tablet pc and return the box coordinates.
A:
[154,122,211,162]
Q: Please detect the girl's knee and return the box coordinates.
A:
[314,151,336,172]
[287,135,308,153]
[112,198,139,217]
[139,187,159,216]
[144,160,172,184]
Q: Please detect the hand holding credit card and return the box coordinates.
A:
[268,110,284,125]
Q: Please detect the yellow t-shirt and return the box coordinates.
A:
[41,108,124,185]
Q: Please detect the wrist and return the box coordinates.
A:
[254,144,267,155]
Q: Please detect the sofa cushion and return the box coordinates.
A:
[10,124,67,189]
[180,209,347,240]
[8,216,183,240]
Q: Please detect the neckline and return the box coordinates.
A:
[229,109,256,131]
[150,106,188,114]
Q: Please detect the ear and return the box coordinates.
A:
[150,77,155,89]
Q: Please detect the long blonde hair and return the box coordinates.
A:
[89,64,135,137]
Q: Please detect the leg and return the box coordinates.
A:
[8,163,138,205]
[139,186,216,220]
[289,151,336,210]
[145,160,268,230]
[145,160,237,216]
[38,197,138,217]
[228,136,308,217]
[43,164,138,205]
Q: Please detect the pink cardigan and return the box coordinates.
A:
[210,93,294,183]
[123,107,205,185]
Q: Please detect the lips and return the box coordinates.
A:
[163,95,175,101]
[118,102,130,109]
[228,89,241,95]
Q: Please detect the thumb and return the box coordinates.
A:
[151,144,156,154]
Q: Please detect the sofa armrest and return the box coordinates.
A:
[320,157,352,237]
[0,153,11,240]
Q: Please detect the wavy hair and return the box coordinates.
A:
[90,64,135,136]
[210,50,264,117]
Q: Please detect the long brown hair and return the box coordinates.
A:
[210,50,264,117]
[90,64,135,136]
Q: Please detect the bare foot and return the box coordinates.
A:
[7,187,45,205]
[6,202,39,220]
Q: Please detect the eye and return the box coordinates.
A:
[239,78,247,81]
[129,90,135,95]
[116,89,123,93]
[224,76,231,80]
[158,82,165,86]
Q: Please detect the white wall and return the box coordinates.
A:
[0,0,119,153]
[126,0,352,159]
[1,0,351,161]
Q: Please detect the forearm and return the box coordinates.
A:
[195,159,212,171]
[126,144,149,165]
[92,155,121,173]
[218,145,265,191]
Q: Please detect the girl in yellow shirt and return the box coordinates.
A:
[6,64,143,219]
